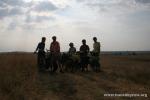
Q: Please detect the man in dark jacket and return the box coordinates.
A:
[34,37,46,71]
[80,39,90,71]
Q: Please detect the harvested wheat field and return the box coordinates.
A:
[0,53,150,100]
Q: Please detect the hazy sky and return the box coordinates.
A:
[0,0,150,52]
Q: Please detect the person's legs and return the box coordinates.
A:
[52,61,58,72]
[37,52,44,72]
[82,56,89,72]
[98,53,101,72]
[49,54,54,72]
[51,53,60,73]
[95,53,101,72]
[51,54,56,72]
[37,52,40,65]
[57,54,64,73]
[45,57,51,70]
[37,53,41,71]
[80,57,85,71]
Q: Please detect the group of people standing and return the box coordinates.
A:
[34,36,101,72]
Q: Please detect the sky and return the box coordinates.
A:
[0,0,150,52]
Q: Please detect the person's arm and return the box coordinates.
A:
[75,48,76,52]
[34,43,39,53]
[99,42,101,53]
[93,43,95,52]
[99,42,101,47]
[69,48,71,53]
[43,43,45,51]
[57,42,60,52]
[87,45,90,52]
[50,43,52,52]
[79,46,82,52]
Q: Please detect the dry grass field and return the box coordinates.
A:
[0,53,150,100]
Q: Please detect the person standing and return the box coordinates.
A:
[92,37,101,72]
[80,39,90,71]
[50,36,61,72]
[34,37,46,71]
[93,37,101,55]
[68,42,76,55]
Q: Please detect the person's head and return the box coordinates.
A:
[82,39,86,45]
[93,37,97,42]
[42,37,46,43]
[69,42,74,47]
[52,36,56,41]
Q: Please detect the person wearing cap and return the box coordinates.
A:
[80,39,90,71]
[34,37,46,71]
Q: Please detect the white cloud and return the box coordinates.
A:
[77,0,150,15]
[32,1,58,12]
[0,0,150,51]
[135,0,150,4]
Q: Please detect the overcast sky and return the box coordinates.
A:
[0,0,150,52]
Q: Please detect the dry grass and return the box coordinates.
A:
[0,53,150,100]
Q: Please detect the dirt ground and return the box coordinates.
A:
[0,53,150,100]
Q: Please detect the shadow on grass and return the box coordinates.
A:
[37,72,77,100]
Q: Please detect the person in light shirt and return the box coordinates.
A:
[92,37,101,72]
[68,42,76,55]
[93,37,101,55]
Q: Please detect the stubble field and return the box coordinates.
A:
[0,53,150,100]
